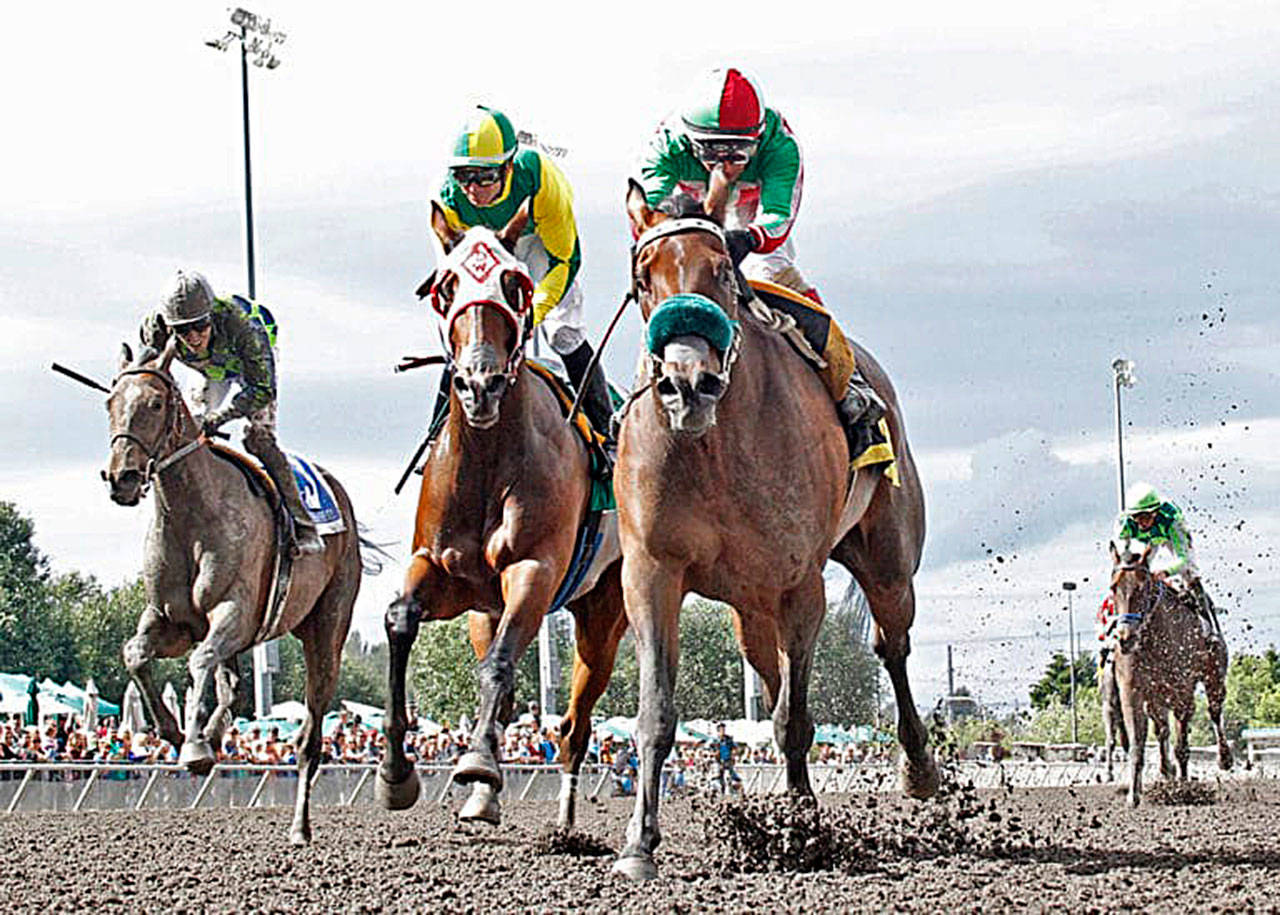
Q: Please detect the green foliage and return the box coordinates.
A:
[1222,648,1280,738]
[809,602,880,726]
[1022,685,1104,745]
[942,716,1012,752]
[273,630,391,713]
[409,615,482,722]
[1029,651,1097,710]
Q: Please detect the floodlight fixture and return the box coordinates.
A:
[1111,357,1136,388]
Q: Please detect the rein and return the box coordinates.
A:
[110,367,207,496]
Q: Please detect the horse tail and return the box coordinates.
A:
[356,524,395,576]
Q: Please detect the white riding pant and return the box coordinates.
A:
[514,234,585,356]
[192,378,277,434]
[741,238,817,297]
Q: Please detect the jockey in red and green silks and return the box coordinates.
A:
[434,105,613,440]
[1112,482,1220,634]
[634,67,886,450]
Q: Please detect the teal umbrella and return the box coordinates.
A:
[25,678,39,727]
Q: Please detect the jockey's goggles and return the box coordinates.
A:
[174,316,211,336]
[691,138,758,165]
[452,166,505,187]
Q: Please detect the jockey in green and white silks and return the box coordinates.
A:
[635,67,886,449]
[139,270,322,556]
[637,67,813,300]
[1112,481,1220,635]
[435,106,613,440]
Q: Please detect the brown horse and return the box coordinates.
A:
[1099,655,1129,782]
[1109,543,1232,807]
[104,343,362,845]
[376,205,627,827]
[611,184,935,880]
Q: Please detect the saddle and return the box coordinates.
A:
[208,443,297,643]
[744,279,896,481]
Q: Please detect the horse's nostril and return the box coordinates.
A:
[655,376,679,397]
[452,374,467,393]
[694,373,725,399]
[485,374,507,396]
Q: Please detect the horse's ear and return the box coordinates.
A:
[1109,540,1120,565]
[158,338,178,372]
[430,201,463,254]
[1140,542,1154,565]
[415,270,437,300]
[496,200,531,253]
[626,179,656,234]
[119,343,134,371]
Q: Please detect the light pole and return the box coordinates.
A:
[1062,581,1078,744]
[206,8,285,299]
[1111,358,1137,510]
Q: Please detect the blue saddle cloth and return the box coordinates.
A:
[287,453,345,533]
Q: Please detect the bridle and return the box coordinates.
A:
[1110,562,1168,647]
[630,216,743,385]
[109,366,206,495]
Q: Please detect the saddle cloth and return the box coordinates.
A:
[746,279,897,482]
[209,443,346,535]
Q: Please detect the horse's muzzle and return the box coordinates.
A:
[453,353,509,430]
[107,468,144,505]
[655,337,726,436]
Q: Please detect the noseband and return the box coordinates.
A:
[110,367,206,494]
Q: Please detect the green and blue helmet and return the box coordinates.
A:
[449,105,518,169]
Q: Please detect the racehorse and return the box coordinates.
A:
[1109,542,1232,807]
[1099,655,1129,782]
[611,183,934,880]
[376,204,627,828]
[103,342,362,845]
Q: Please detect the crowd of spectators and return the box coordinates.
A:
[0,714,176,764]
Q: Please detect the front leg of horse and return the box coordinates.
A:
[1152,707,1174,780]
[455,560,556,824]
[1206,646,1234,771]
[773,575,825,796]
[1173,704,1193,781]
[1119,681,1147,807]
[122,606,189,749]
[613,556,682,882]
[376,588,423,810]
[181,633,240,774]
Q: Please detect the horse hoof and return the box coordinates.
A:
[452,751,503,790]
[1219,750,1234,771]
[179,740,216,775]
[612,853,659,882]
[458,783,501,825]
[289,827,311,847]
[374,768,421,810]
[899,751,940,800]
[557,797,575,830]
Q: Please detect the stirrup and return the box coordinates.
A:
[291,521,324,557]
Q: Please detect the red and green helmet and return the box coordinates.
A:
[449,105,518,168]
[681,67,766,140]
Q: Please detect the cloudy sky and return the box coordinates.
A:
[3,1,1278,709]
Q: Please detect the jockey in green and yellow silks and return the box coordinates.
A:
[1112,482,1221,635]
[434,106,612,440]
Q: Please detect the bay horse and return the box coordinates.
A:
[1109,542,1232,807]
[376,204,627,828]
[612,183,935,880]
[104,342,362,845]
[1099,654,1129,782]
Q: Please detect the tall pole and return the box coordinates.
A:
[239,26,256,299]
[1063,581,1078,744]
[1111,358,1136,511]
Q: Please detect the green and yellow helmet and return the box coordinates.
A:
[1123,482,1162,515]
[681,67,766,140]
[449,106,518,168]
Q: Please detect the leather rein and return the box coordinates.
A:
[109,367,207,495]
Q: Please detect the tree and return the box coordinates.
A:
[809,601,881,726]
[1029,651,1097,710]
[0,501,60,678]
[1223,648,1280,738]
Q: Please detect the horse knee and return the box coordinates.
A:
[122,636,150,674]
[385,594,421,639]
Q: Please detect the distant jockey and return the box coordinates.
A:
[1096,594,1117,669]
[1112,481,1221,637]
[434,105,613,441]
[634,66,885,453]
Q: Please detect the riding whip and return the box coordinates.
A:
[51,362,111,394]
[565,291,634,428]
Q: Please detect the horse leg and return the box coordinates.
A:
[122,604,191,748]
[612,553,682,882]
[1152,706,1174,780]
[288,568,356,845]
[1173,701,1192,781]
[181,601,255,775]
[557,565,628,828]
[731,608,781,717]
[1117,670,1146,807]
[773,573,825,797]
[456,609,502,824]
[1206,644,1233,770]
[376,557,434,810]
[202,660,240,749]
[861,578,937,799]
[454,558,557,823]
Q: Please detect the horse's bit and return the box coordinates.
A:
[109,367,207,496]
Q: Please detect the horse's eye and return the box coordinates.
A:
[149,397,164,411]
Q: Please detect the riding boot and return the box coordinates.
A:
[247,435,324,557]
[1190,579,1222,639]
[561,342,615,446]
[836,368,887,459]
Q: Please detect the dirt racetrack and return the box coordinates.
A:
[3,777,1278,913]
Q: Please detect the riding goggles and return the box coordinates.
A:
[691,138,759,166]
[451,166,505,187]
[174,316,211,336]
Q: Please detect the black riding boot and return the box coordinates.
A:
[837,368,887,459]
[561,341,615,443]
[1190,579,1222,638]
[246,431,324,557]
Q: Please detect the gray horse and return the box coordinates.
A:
[103,342,362,844]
